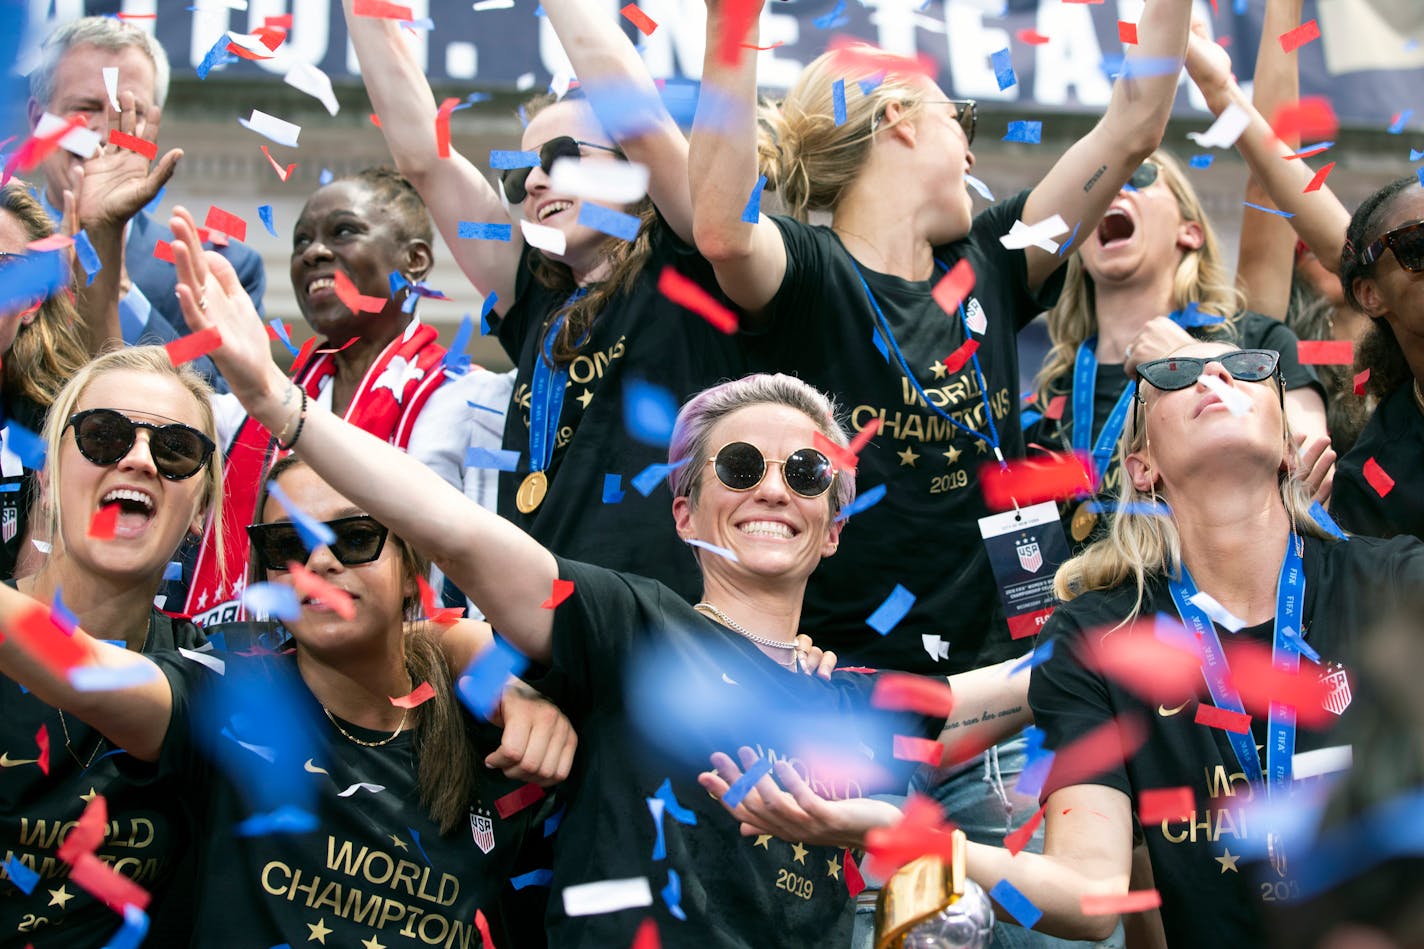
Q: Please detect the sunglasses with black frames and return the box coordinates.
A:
[1360,219,1424,274]
[66,408,215,481]
[872,99,977,146]
[246,515,390,573]
[706,441,837,499]
[1133,349,1283,430]
[500,135,624,204]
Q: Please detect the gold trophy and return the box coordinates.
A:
[875,828,994,949]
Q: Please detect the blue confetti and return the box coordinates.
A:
[685,538,738,562]
[1388,110,1412,134]
[741,175,768,224]
[4,423,46,469]
[1309,500,1347,541]
[0,483,18,492]
[264,482,336,554]
[544,806,564,837]
[866,584,915,635]
[602,473,625,504]
[465,401,505,416]
[464,447,521,471]
[577,203,641,241]
[512,868,554,889]
[1010,640,1054,675]
[195,34,237,79]
[241,583,303,622]
[1189,154,1214,169]
[1168,301,1225,327]
[1020,409,1042,430]
[1083,499,1172,518]
[623,379,679,446]
[721,755,773,808]
[459,221,513,241]
[408,827,433,866]
[835,483,886,522]
[490,149,540,170]
[662,868,687,921]
[1411,148,1424,162]
[832,79,847,127]
[631,458,689,497]
[70,662,162,692]
[648,796,667,859]
[1153,612,1202,659]
[0,249,66,314]
[1244,201,1294,218]
[989,878,1042,929]
[267,319,298,357]
[1102,55,1182,81]
[480,292,499,335]
[442,315,475,376]
[258,204,277,238]
[1004,121,1042,144]
[1014,749,1055,800]
[1281,625,1320,664]
[3,855,38,894]
[857,71,885,96]
[655,777,698,824]
[457,636,529,720]
[72,230,100,285]
[871,325,890,362]
[398,16,433,29]
[163,561,183,581]
[1233,0,1246,12]
[991,48,1017,90]
[234,804,319,837]
[965,174,995,202]
[319,168,334,186]
[1057,221,1081,256]
[101,904,149,949]
[50,587,78,634]
[1417,166,1424,190]
[811,0,847,29]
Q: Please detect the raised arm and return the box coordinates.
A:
[544,0,693,241]
[1021,0,1194,291]
[170,209,558,664]
[688,0,788,313]
[342,0,520,309]
[0,584,171,762]
[1183,21,1351,273]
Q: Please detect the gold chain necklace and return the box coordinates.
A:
[322,706,408,748]
[58,710,103,769]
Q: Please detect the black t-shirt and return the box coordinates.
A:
[144,650,535,948]
[494,227,748,604]
[745,192,1064,675]
[539,557,946,948]
[0,393,48,581]
[1330,384,1424,542]
[1028,312,1324,550]
[1029,533,1424,947]
[0,609,204,947]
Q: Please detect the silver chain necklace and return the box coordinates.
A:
[694,602,797,652]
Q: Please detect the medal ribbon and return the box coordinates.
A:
[1071,338,1136,490]
[1167,532,1305,796]
[527,290,586,478]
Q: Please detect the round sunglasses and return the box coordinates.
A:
[707,442,836,499]
[501,135,623,204]
[1135,349,1282,398]
[1360,219,1424,274]
[246,515,390,573]
[66,408,215,481]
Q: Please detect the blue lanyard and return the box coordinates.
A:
[1167,533,1306,796]
[1071,338,1136,490]
[851,261,1004,463]
[528,290,585,475]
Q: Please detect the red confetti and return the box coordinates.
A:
[1284,143,1332,160]
[27,234,72,252]
[226,41,274,62]
[979,452,1094,512]
[931,259,976,317]
[1363,457,1395,497]
[1193,703,1252,734]
[621,3,658,35]
[414,575,465,626]
[1081,890,1162,915]
[1003,801,1046,855]
[287,561,357,620]
[541,578,575,609]
[34,724,49,776]
[474,908,496,949]
[814,431,860,475]
[1044,714,1148,791]
[58,794,108,863]
[870,673,954,718]
[893,734,945,767]
[289,337,319,378]
[632,918,661,949]
[1077,623,1203,705]
[153,240,175,264]
[68,852,151,912]
[848,417,881,456]
[434,97,460,159]
[1043,394,1066,421]
[1137,786,1193,825]
[107,129,157,161]
[1270,97,1337,142]
[864,794,958,877]
[1117,21,1138,44]
[260,145,295,182]
[164,327,223,367]
[352,0,414,18]
[1016,29,1050,45]
[254,24,287,51]
[1302,161,1336,194]
[1223,641,1338,728]
[2,115,84,184]
[844,849,866,897]
[204,206,248,243]
[333,271,388,314]
[716,0,761,65]
[827,40,937,82]
[370,113,383,129]
[1353,369,1370,396]
[1278,18,1321,53]
[658,267,738,333]
[88,504,119,540]
[263,14,293,28]
[494,782,546,818]
[390,682,437,709]
[9,607,88,674]
[941,339,980,375]
[1296,339,1353,365]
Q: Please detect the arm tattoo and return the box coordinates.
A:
[1082,164,1108,193]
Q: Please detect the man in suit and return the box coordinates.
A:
[27,16,265,389]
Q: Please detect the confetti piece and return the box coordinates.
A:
[88,504,119,539]
[623,378,679,445]
[655,778,697,824]
[1187,103,1250,148]
[1243,200,1295,219]
[990,879,1042,929]
[512,868,555,889]
[563,877,654,916]
[1189,154,1214,169]
[336,782,387,797]
[108,129,157,161]
[893,734,944,766]
[661,869,686,921]
[34,724,49,775]
[965,174,995,201]
[741,175,768,224]
[241,582,302,622]
[433,97,459,159]
[721,754,773,808]
[1351,368,1371,398]
[0,249,67,310]
[1003,121,1041,144]
[1117,20,1138,44]
[284,61,338,116]
[601,474,625,504]
[832,79,847,127]
[492,782,547,819]
[163,327,224,368]
[835,483,886,522]
[520,219,567,255]
[490,149,539,170]
[1271,98,1338,142]
[685,539,738,562]
[1296,339,1353,365]
[1194,703,1252,733]
[330,271,387,314]
[921,633,949,661]
[931,259,975,317]
[1286,142,1333,160]
[1042,394,1067,421]
[459,222,513,241]
[257,205,278,239]
[177,647,226,675]
[353,0,413,17]
[941,339,980,375]
[1186,590,1246,632]
[1362,457,1394,497]
[239,110,300,148]
[204,206,247,243]
[1003,801,1047,855]
[413,575,463,626]
[578,203,641,241]
[980,452,1093,511]
[286,561,356,620]
[34,113,102,160]
[1309,500,1347,541]
[1017,29,1050,45]
[1303,161,1336,193]
[1137,786,1193,824]
[465,447,521,471]
[390,682,436,709]
[457,636,529,720]
[68,851,150,912]
[658,267,737,333]
[102,66,120,110]
[991,48,1017,90]
[621,3,657,35]
[3,423,46,469]
[1292,744,1352,780]
[631,459,689,497]
[870,673,954,717]
[233,804,318,836]
[1010,640,1054,675]
[844,849,867,897]
[867,584,915,635]
[69,661,162,692]
[1081,890,1161,915]
[549,158,650,204]
[1044,714,1148,790]
[1278,18,1321,53]
[260,145,296,182]
[541,578,575,609]
[3,855,38,894]
[1196,372,1252,415]
[1000,214,1068,252]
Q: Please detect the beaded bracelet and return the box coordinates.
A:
[276,386,308,451]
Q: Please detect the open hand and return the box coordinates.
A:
[77,91,181,231]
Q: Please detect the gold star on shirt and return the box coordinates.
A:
[827,855,842,880]
[791,841,808,865]
[942,444,962,466]
[79,787,98,803]
[975,440,989,454]
[307,917,332,944]
[896,445,920,467]
[576,388,593,410]
[389,834,407,851]
[361,936,386,949]
[754,835,772,849]
[1215,848,1240,873]
[929,361,948,379]
[48,885,74,909]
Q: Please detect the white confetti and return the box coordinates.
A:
[1186,591,1246,633]
[473,0,514,8]
[238,110,301,148]
[520,218,567,255]
[69,662,161,691]
[225,31,273,58]
[1291,745,1352,781]
[549,71,573,98]
[562,877,654,917]
[1186,102,1251,149]
[516,72,537,91]
[921,634,950,661]
[549,157,650,204]
[102,67,119,112]
[35,112,101,159]
[284,62,339,117]
[1196,372,1252,416]
[192,0,248,8]
[684,538,738,563]
[964,173,995,202]
[999,214,1069,253]
[336,782,388,798]
[179,647,227,675]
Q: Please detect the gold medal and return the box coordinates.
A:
[1070,501,1099,543]
[516,471,549,514]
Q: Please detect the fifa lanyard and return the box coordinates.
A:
[528,289,587,479]
[1071,338,1136,490]
[851,260,1004,464]
[1167,532,1305,795]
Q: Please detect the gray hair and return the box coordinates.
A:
[30,17,171,110]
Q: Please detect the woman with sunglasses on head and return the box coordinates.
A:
[343,0,746,603]
[0,345,219,945]
[166,223,1034,948]
[1029,150,1331,551]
